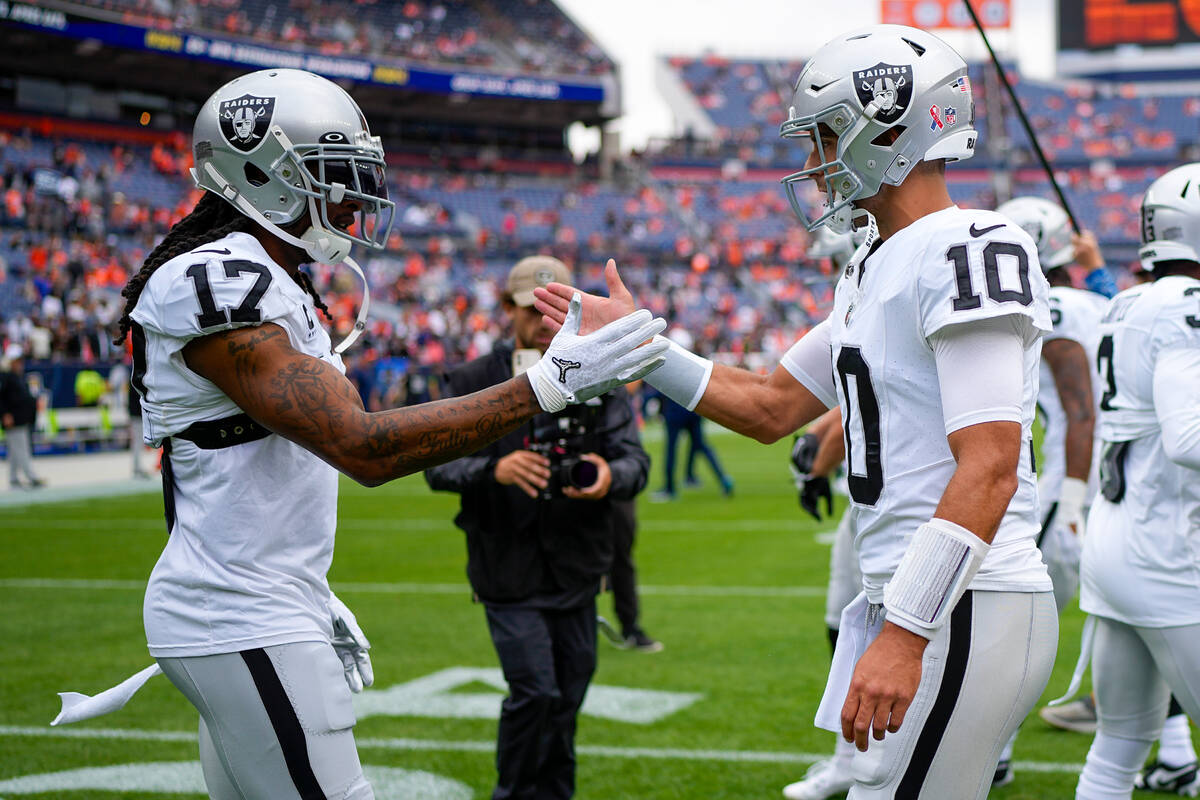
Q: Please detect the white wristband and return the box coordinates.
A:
[883,518,990,639]
[644,337,713,411]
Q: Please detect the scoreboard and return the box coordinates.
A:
[1058,0,1200,79]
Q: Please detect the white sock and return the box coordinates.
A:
[1076,732,1154,800]
[1157,713,1197,767]
[1000,726,1020,762]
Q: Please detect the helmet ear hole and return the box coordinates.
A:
[871,126,905,147]
[243,162,270,187]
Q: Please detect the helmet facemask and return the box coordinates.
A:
[780,104,866,233]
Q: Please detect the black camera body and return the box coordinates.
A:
[527,413,598,500]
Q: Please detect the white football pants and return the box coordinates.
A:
[158,640,373,800]
[1076,617,1200,799]
[847,590,1058,800]
[825,509,862,631]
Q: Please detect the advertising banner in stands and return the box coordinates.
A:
[880,0,1010,29]
[0,2,605,103]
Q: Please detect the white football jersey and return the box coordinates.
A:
[130,231,342,657]
[1037,286,1108,505]
[829,206,1053,602]
[1081,275,1200,627]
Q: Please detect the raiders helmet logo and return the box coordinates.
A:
[218,94,275,153]
[853,63,913,124]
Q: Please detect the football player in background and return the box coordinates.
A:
[1075,164,1200,800]
[89,69,668,800]
[783,405,859,800]
[537,25,1058,799]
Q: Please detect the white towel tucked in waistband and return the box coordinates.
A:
[814,592,885,733]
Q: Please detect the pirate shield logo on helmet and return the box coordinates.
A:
[853,63,913,124]
[218,94,275,153]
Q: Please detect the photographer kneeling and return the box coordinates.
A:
[425,256,650,800]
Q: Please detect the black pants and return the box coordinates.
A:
[609,499,639,634]
[485,601,597,800]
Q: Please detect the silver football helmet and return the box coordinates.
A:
[996,196,1074,270]
[191,68,394,265]
[780,25,977,232]
[807,225,864,271]
[1139,162,1200,269]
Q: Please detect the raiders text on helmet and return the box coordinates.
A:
[1138,162,1200,271]
[779,25,977,232]
[191,68,395,264]
[996,196,1074,270]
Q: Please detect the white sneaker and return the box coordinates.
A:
[782,758,854,800]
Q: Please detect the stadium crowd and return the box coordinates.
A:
[82,0,615,77]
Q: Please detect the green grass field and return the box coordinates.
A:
[0,425,1175,798]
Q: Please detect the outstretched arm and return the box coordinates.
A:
[184,324,540,486]
[534,259,832,440]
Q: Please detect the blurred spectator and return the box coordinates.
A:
[0,344,45,489]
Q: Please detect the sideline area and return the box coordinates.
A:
[0,450,158,508]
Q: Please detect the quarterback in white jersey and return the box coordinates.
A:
[536,25,1057,800]
[60,69,668,800]
[1074,163,1200,800]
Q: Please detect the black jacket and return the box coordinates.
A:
[425,341,650,606]
[0,369,37,429]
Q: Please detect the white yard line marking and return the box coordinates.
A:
[0,577,826,598]
[0,724,1084,773]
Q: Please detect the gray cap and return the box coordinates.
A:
[506,255,572,306]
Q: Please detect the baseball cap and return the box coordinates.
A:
[506,255,572,307]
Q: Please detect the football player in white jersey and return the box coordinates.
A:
[1075,163,1200,800]
[99,69,668,800]
[784,406,861,800]
[536,25,1058,799]
[998,198,1105,612]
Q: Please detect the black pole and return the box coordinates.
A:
[962,0,1082,233]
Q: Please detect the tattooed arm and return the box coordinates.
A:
[183,323,541,486]
[1043,337,1096,481]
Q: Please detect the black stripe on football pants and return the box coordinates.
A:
[240,648,327,800]
[895,590,973,799]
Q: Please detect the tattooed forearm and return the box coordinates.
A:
[1044,338,1096,480]
[184,323,541,486]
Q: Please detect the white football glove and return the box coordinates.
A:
[526,292,669,412]
[328,592,373,693]
[1057,477,1089,539]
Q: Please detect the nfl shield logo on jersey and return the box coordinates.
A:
[853,63,913,124]
[218,94,275,153]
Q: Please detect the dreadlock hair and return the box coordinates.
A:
[114,191,334,344]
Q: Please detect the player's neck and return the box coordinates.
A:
[249,225,307,275]
[863,173,954,240]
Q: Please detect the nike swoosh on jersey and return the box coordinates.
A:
[193,248,232,255]
[968,223,1005,238]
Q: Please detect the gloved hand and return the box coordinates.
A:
[1057,477,1089,539]
[790,434,833,521]
[526,292,668,412]
[328,592,373,693]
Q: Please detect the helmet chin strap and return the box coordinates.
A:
[844,209,879,271]
[198,162,369,353]
[333,254,370,354]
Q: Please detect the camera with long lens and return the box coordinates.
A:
[527,414,598,500]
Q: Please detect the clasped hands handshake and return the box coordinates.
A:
[525,260,666,413]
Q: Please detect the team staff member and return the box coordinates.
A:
[426,256,651,800]
[538,26,1058,799]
